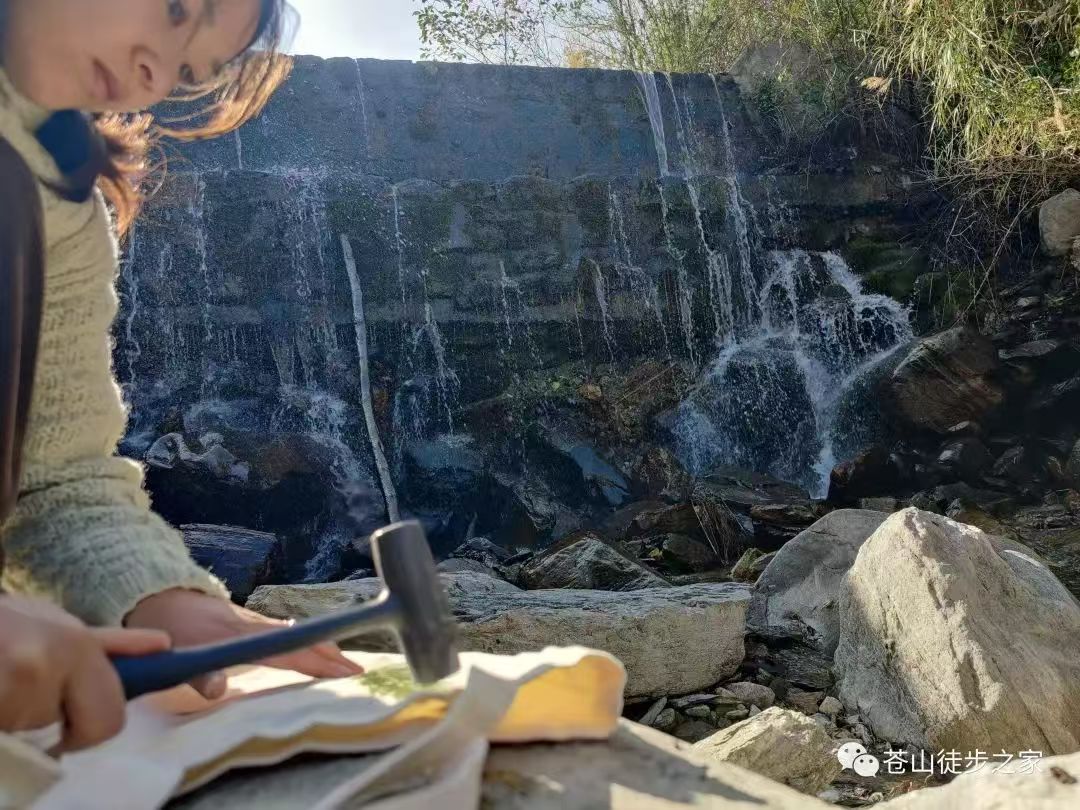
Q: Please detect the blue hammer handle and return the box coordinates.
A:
[112,593,400,700]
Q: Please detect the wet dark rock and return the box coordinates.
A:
[525,429,631,508]
[403,435,485,505]
[695,468,812,512]
[937,437,992,481]
[629,499,749,562]
[626,502,703,539]
[628,446,694,503]
[747,503,827,550]
[485,471,586,551]
[910,482,1016,516]
[745,638,835,692]
[659,534,722,574]
[1031,376,1080,424]
[605,361,694,443]
[182,524,283,602]
[947,421,983,437]
[858,497,901,513]
[450,536,512,563]
[883,326,1005,435]
[598,501,669,542]
[519,532,669,591]
[1000,339,1062,361]
[992,445,1047,485]
[828,446,904,504]
[1068,440,1080,485]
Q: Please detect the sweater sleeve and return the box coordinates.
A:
[1,454,230,626]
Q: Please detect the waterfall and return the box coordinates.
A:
[712,77,760,325]
[636,71,670,177]
[190,177,215,396]
[341,233,400,524]
[498,260,517,349]
[120,226,142,396]
[591,259,616,360]
[354,59,373,156]
[498,260,544,370]
[671,250,911,496]
[658,181,697,367]
[608,186,670,357]
[665,74,734,347]
[284,388,378,581]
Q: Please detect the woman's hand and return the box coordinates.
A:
[125,590,363,699]
[0,595,170,751]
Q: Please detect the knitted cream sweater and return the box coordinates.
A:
[0,69,227,625]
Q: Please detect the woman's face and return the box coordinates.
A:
[2,0,261,113]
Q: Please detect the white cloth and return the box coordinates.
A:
[2,647,625,810]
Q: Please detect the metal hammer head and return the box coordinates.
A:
[371,520,460,684]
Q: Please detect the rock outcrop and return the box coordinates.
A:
[182,524,282,601]
[883,327,1005,435]
[749,510,890,653]
[1039,188,1080,256]
[249,573,750,699]
[692,707,841,795]
[835,508,1080,754]
[519,534,669,591]
[880,745,1080,809]
[173,721,833,809]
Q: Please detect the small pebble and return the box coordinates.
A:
[653,707,678,732]
[640,697,668,727]
[819,696,844,716]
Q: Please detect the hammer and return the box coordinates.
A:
[112,521,460,700]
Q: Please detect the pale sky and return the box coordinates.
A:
[287,0,424,61]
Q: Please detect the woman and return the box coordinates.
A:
[0,0,360,752]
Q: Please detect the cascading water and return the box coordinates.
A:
[636,71,670,177]
[389,183,461,483]
[636,73,912,496]
[608,186,670,357]
[116,61,921,579]
[591,259,617,360]
[658,181,698,367]
[670,250,911,496]
[266,387,378,582]
[354,59,373,155]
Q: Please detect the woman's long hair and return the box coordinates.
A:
[4,0,294,235]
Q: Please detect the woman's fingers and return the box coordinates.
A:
[261,647,362,679]
[312,641,364,674]
[90,627,172,656]
[58,646,127,752]
[187,671,229,701]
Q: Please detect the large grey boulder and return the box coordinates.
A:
[879,748,1080,809]
[835,508,1080,754]
[1039,188,1080,256]
[520,535,669,591]
[748,510,890,653]
[174,721,831,810]
[249,573,750,699]
[883,327,1005,435]
[692,707,841,795]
